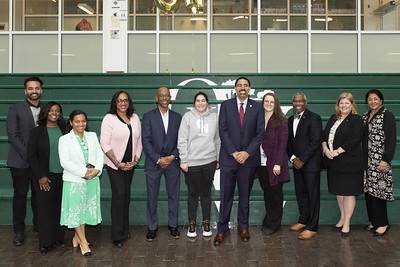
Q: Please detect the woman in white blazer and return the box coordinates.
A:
[59,110,103,256]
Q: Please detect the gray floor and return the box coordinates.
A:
[1,224,400,266]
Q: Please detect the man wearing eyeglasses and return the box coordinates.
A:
[214,77,264,245]
[287,92,322,240]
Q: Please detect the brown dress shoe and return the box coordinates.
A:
[290,223,306,231]
[238,229,250,242]
[298,229,317,240]
[213,233,225,245]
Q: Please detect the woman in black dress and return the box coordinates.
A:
[322,92,365,237]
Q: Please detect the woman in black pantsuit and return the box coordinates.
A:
[28,102,67,255]
[322,93,365,238]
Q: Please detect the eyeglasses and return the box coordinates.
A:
[117,99,129,104]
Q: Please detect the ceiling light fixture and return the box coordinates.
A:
[78,3,95,15]
[233,16,248,20]
[314,17,333,22]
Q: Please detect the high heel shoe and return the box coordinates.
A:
[373,225,390,237]
[79,242,91,256]
[363,224,376,231]
[332,225,343,231]
[72,236,80,248]
[341,231,350,238]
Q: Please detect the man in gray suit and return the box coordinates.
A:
[6,76,43,246]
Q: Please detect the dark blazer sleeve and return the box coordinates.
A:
[297,110,322,164]
[142,109,162,165]
[324,114,365,172]
[382,110,397,163]
[27,125,50,181]
[6,102,36,167]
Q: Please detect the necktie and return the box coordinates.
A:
[294,113,301,119]
[239,103,244,126]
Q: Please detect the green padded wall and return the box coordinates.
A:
[0,73,399,226]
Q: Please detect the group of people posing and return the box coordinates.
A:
[6,76,396,257]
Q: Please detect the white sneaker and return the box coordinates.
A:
[187,221,197,238]
[202,220,212,237]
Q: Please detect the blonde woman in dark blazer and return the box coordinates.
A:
[322,92,365,238]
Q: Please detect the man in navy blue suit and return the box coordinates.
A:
[142,87,182,241]
[6,76,43,246]
[287,93,322,240]
[214,77,264,245]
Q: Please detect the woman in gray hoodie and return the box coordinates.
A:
[178,92,220,238]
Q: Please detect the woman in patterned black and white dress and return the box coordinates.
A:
[362,89,396,236]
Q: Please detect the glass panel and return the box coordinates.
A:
[23,0,58,31]
[212,0,251,30]
[61,34,102,72]
[25,17,58,31]
[64,17,97,31]
[311,34,357,73]
[14,0,23,31]
[160,15,172,30]
[210,33,257,73]
[64,0,99,31]
[25,0,57,14]
[213,0,250,14]
[135,0,157,14]
[0,1,9,31]
[64,0,97,14]
[361,34,400,73]
[128,34,156,73]
[261,16,288,30]
[160,34,206,73]
[13,34,57,72]
[261,34,307,73]
[136,16,156,30]
[0,35,9,72]
[311,0,326,14]
[174,16,207,31]
[311,16,326,30]
[290,0,307,14]
[328,0,356,14]
[213,16,251,30]
[290,16,307,30]
[328,16,356,30]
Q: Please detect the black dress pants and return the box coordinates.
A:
[33,172,65,247]
[365,192,389,227]
[257,166,283,231]
[107,166,134,241]
[11,167,38,233]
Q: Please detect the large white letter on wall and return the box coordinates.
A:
[103,0,128,72]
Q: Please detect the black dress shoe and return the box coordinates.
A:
[54,240,64,247]
[341,231,350,238]
[146,230,157,241]
[40,247,48,256]
[113,240,123,248]
[262,226,280,235]
[13,232,24,246]
[168,226,180,239]
[332,225,343,231]
[373,225,390,237]
[363,225,376,231]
